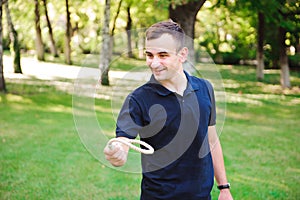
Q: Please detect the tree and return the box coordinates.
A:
[225,0,295,88]
[110,0,122,57]
[169,0,206,40]
[253,0,297,88]
[34,0,45,61]
[169,0,206,65]
[42,0,59,57]
[4,0,22,73]
[126,4,133,58]
[0,0,6,92]
[65,0,72,64]
[99,0,111,85]
[111,0,122,37]
[278,26,291,88]
[271,0,298,88]
[256,11,264,81]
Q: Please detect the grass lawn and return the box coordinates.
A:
[0,63,300,199]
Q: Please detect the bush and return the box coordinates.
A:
[215,52,241,65]
[288,54,300,70]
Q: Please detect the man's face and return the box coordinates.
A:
[145,34,186,82]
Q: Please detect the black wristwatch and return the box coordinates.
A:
[217,183,230,190]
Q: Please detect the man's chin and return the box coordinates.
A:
[154,74,165,81]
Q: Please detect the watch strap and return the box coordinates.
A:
[217,183,230,190]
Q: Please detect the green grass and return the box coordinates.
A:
[1,64,300,199]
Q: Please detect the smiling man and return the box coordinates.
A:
[104,20,233,200]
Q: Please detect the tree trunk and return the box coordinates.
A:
[214,26,222,64]
[138,30,144,59]
[4,0,22,73]
[34,0,45,61]
[278,26,291,88]
[110,0,122,59]
[99,0,111,86]
[0,0,6,92]
[256,11,265,81]
[111,0,122,37]
[65,0,72,64]
[169,0,206,71]
[42,0,59,57]
[126,5,133,58]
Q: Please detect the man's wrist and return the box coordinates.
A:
[217,183,230,190]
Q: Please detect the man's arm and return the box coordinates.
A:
[208,125,233,200]
[103,137,130,167]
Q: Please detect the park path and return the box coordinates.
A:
[3,55,151,99]
[3,55,150,81]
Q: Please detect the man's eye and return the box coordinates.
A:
[158,54,168,58]
[146,54,153,58]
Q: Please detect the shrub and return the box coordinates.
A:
[288,54,300,70]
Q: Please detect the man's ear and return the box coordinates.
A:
[178,47,188,63]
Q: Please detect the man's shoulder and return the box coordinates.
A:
[188,74,213,91]
[131,82,151,95]
[128,82,154,101]
[131,80,171,98]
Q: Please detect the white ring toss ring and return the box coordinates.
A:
[107,138,155,155]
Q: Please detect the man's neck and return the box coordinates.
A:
[159,71,187,96]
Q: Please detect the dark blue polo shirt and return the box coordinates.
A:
[116,71,216,200]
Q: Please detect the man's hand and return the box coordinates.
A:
[103,137,129,167]
[218,189,233,200]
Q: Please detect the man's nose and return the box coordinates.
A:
[150,57,160,68]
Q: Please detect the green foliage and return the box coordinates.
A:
[196,1,257,63]
[217,52,241,65]
[205,0,300,66]
[3,0,299,67]
[289,54,300,70]
[4,0,168,55]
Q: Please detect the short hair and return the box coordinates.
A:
[145,19,185,52]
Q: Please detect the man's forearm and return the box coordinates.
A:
[211,138,228,185]
[208,126,228,185]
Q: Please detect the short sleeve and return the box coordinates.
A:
[205,80,216,126]
[116,94,143,139]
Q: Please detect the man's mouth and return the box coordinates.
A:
[153,68,166,74]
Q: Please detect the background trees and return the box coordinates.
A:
[1,0,299,88]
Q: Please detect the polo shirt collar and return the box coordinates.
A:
[147,76,172,96]
[147,71,200,96]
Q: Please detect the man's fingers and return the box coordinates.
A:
[104,143,126,160]
[104,142,120,155]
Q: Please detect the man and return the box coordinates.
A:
[104,20,233,200]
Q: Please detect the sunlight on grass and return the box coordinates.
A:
[223,80,241,89]
[0,93,33,104]
[46,104,73,113]
[234,174,289,191]
[226,93,263,105]
[287,97,300,105]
